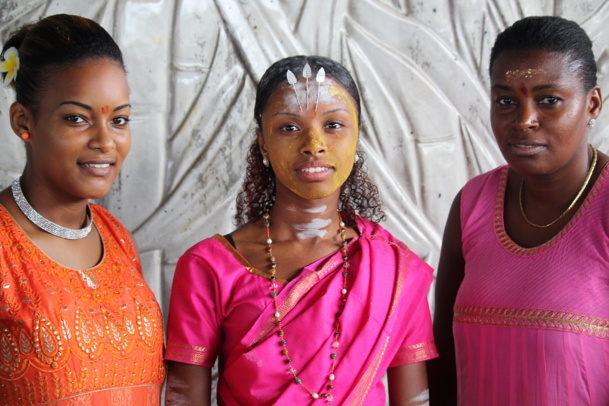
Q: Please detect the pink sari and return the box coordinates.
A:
[166,217,436,405]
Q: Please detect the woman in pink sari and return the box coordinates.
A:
[164,56,437,405]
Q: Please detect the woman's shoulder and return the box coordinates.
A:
[464,165,508,191]
[460,165,508,208]
[181,234,231,259]
[355,216,410,247]
[355,217,431,264]
[90,203,126,230]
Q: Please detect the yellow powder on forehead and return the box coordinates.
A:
[329,84,359,135]
[505,69,546,81]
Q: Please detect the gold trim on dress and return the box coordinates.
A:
[454,305,609,338]
[166,341,216,366]
[392,341,438,364]
[348,335,390,405]
[494,164,609,256]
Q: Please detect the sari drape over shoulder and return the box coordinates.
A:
[166,217,437,405]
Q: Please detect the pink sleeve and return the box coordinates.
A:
[165,250,221,367]
[389,255,438,367]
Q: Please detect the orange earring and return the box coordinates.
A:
[20,132,30,140]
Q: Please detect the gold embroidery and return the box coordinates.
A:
[392,342,438,364]
[396,340,435,351]
[454,305,609,338]
[166,342,216,366]
[0,205,165,405]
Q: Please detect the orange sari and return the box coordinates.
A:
[0,204,165,405]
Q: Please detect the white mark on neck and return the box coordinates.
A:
[294,217,331,239]
[302,205,327,214]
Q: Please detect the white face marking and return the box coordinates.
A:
[302,205,327,214]
[283,80,333,112]
[293,217,332,239]
[409,389,429,405]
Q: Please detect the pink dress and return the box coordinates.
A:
[455,164,609,406]
[166,216,437,405]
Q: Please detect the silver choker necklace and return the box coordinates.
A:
[11,177,93,240]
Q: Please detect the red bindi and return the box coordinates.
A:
[519,83,528,96]
[101,105,109,114]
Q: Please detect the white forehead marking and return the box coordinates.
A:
[280,80,334,112]
[293,217,331,239]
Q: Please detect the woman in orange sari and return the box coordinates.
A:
[0,14,164,405]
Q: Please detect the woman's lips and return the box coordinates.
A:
[295,163,333,180]
[78,160,115,176]
[508,142,546,156]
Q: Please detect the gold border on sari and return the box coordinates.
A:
[166,341,216,366]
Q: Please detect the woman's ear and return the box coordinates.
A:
[9,102,33,141]
[588,85,603,119]
[256,128,268,158]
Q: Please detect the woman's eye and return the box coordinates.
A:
[540,96,560,105]
[65,115,86,124]
[326,122,343,129]
[280,124,299,132]
[496,97,515,106]
[112,116,130,126]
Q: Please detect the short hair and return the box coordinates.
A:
[489,16,597,91]
[1,14,124,116]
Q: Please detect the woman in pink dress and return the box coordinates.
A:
[164,55,437,405]
[429,16,609,405]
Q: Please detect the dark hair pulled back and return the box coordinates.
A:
[1,14,124,116]
[489,16,597,91]
[235,55,385,228]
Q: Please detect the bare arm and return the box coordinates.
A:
[427,191,465,406]
[165,362,211,406]
[387,362,429,405]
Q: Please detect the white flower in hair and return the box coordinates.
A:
[0,47,19,87]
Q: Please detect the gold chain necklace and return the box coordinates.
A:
[519,145,597,228]
[263,210,349,403]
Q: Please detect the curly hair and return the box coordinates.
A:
[235,55,386,227]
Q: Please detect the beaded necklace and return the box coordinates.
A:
[263,210,349,403]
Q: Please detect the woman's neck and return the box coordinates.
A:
[267,196,342,243]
